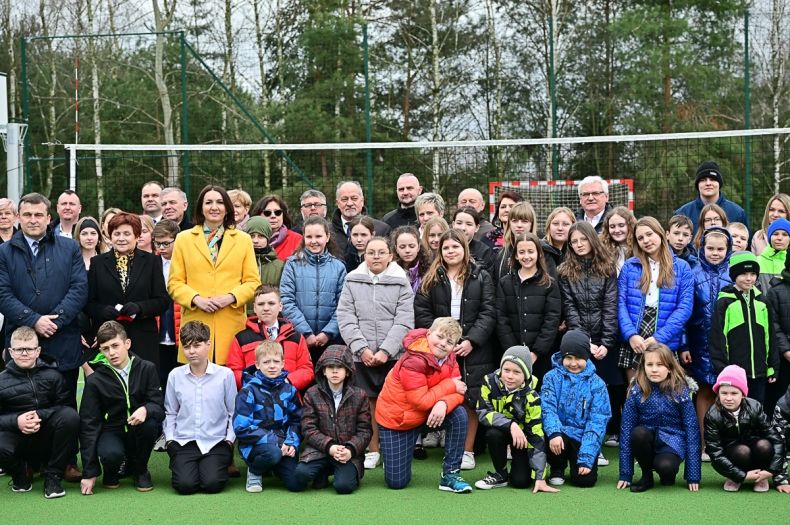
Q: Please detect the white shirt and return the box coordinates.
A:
[585,209,606,229]
[645,258,660,308]
[450,278,463,320]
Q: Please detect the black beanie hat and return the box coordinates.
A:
[695,160,724,191]
[560,329,590,360]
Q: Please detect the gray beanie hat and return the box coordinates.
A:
[500,345,533,379]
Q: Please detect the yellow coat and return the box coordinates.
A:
[168,226,261,364]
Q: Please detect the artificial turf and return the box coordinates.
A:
[2,447,785,524]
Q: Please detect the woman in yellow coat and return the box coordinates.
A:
[168,185,261,364]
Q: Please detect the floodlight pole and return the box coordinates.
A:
[6,124,25,202]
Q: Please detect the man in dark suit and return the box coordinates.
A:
[330,181,390,253]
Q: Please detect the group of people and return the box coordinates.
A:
[0,161,789,500]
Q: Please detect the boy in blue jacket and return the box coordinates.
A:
[541,330,611,487]
[233,339,301,493]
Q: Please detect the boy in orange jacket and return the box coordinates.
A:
[375,317,471,493]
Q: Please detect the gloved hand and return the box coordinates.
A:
[102,305,119,320]
[119,303,141,317]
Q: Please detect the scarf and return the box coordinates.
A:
[114,249,135,293]
[269,226,288,249]
[203,224,225,264]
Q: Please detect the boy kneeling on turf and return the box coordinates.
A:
[376,318,472,493]
[0,326,80,498]
[80,321,165,494]
[164,321,237,495]
[295,345,372,493]
[233,339,301,493]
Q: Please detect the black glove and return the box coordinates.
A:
[101,305,119,320]
[119,302,141,317]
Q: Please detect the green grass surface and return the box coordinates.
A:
[2,448,785,524]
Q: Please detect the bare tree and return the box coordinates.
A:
[768,0,789,191]
[152,0,179,186]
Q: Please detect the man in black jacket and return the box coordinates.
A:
[79,321,164,495]
[0,326,79,498]
[330,181,390,253]
[381,173,422,229]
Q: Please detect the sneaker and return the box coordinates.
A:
[701,452,711,462]
[0,468,5,476]
[439,470,473,493]
[153,434,167,452]
[753,479,770,493]
[63,464,82,483]
[548,475,565,486]
[597,451,610,466]
[723,479,741,492]
[423,432,441,448]
[439,431,446,447]
[461,451,475,470]
[246,470,263,493]
[413,445,427,460]
[474,471,508,490]
[604,434,619,447]
[134,470,154,492]
[364,452,381,469]
[506,446,512,460]
[102,475,120,489]
[44,476,66,499]
[10,465,32,493]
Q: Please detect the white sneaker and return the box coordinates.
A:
[701,452,711,462]
[506,445,512,460]
[597,451,610,466]
[153,434,167,452]
[548,476,565,486]
[245,470,263,493]
[422,431,441,448]
[461,451,476,470]
[364,452,381,469]
[604,434,619,447]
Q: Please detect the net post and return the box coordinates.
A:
[5,123,27,203]
[68,145,78,191]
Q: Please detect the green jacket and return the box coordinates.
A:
[757,247,787,292]
[477,371,547,479]
[709,285,778,379]
[246,249,284,315]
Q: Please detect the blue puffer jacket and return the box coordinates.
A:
[540,353,612,469]
[280,249,346,338]
[617,254,694,351]
[619,380,701,483]
[687,228,732,385]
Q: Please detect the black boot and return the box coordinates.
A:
[630,471,654,493]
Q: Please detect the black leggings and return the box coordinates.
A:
[486,427,532,489]
[725,439,773,474]
[546,434,598,487]
[631,426,682,485]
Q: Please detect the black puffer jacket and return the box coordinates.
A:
[496,268,561,358]
[469,239,495,276]
[0,357,69,431]
[558,262,619,350]
[766,273,790,358]
[704,398,784,482]
[414,263,496,402]
[540,241,564,279]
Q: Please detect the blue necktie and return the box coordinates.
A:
[31,240,39,258]
[267,326,277,340]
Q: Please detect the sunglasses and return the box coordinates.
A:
[263,209,283,217]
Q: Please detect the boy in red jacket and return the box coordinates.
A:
[226,284,314,392]
[375,318,472,493]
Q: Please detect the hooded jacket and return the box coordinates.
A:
[540,353,611,469]
[687,227,733,385]
[0,357,71,431]
[232,368,301,460]
[375,328,465,431]
[226,316,314,392]
[757,246,787,292]
[704,397,784,482]
[773,386,790,486]
[298,347,372,478]
[337,261,414,361]
[255,247,284,288]
[79,353,165,478]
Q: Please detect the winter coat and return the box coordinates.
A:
[675,194,748,235]
[0,230,88,371]
[168,226,261,364]
[280,249,346,338]
[617,255,694,351]
[0,358,71,431]
[85,249,169,365]
[766,273,790,362]
[574,203,613,235]
[299,346,372,479]
[256,248,284,288]
[414,264,496,398]
[477,370,547,479]
[687,229,733,384]
[375,329,465,431]
[226,316,314,392]
[330,208,391,254]
[79,354,165,478]
[774,387,790,486]
[273,228,303,262]
[497,268,561,358]
[676,245,699,271]
[232,369,301,460]
[757,246,786,292]
[540,353,612,469]
[343,244,365,274]
[704,398,784,482]
[541,241,564,279]
[338,261,414,361]
[558,261,619,384]
[381,206,418,230]
[619,381,701,483]
[469,239,495,276]
[709,286,777,379]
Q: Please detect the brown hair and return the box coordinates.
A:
[194,185,235,229]
[108,212,142,237]
[600,206,636,256]
[493,191,523,226]
[251,195,293,229]
[558,222,616,282]
[421,229,471,294]
[510,232,552,287]
[254,284,281,300]
[390,225,431,276]
[692,203,728,249]
[295,216,343,259]
[96,320,128,346]
[420,216,450,255]
[633,342,689,402]
[632,217,675,293]
[180,320,210,347]
[152,219,181,239]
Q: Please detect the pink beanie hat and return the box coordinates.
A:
[713,365,748,396]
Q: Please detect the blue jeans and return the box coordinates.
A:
[294,457,359,494]
[379,405,468,489]
[244,443,299,491]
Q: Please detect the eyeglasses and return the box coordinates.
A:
[569,238,589,246]
[703,217,722,225]
[365,251,390,258]
[154,240,174,248]
[9,347,39,355]
[301,202,326,209]
[580,191,605,199]
[263,209,283,217]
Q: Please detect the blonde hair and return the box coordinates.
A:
[760,193,790,232]
[255,340,284,361]
[503,202,537,251]
[632,217,675,293]
[420,216,450,254]
[228,189,252,209]
[544,207,576,249]
[693,203,728,250]
[429,317,462,343]
[10,326,38,347]
[634,342,688,402]
[600,206,636,255]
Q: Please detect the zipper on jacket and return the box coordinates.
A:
[744,293,756,379]
[106,359,133,429]
[27,371,40,407]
